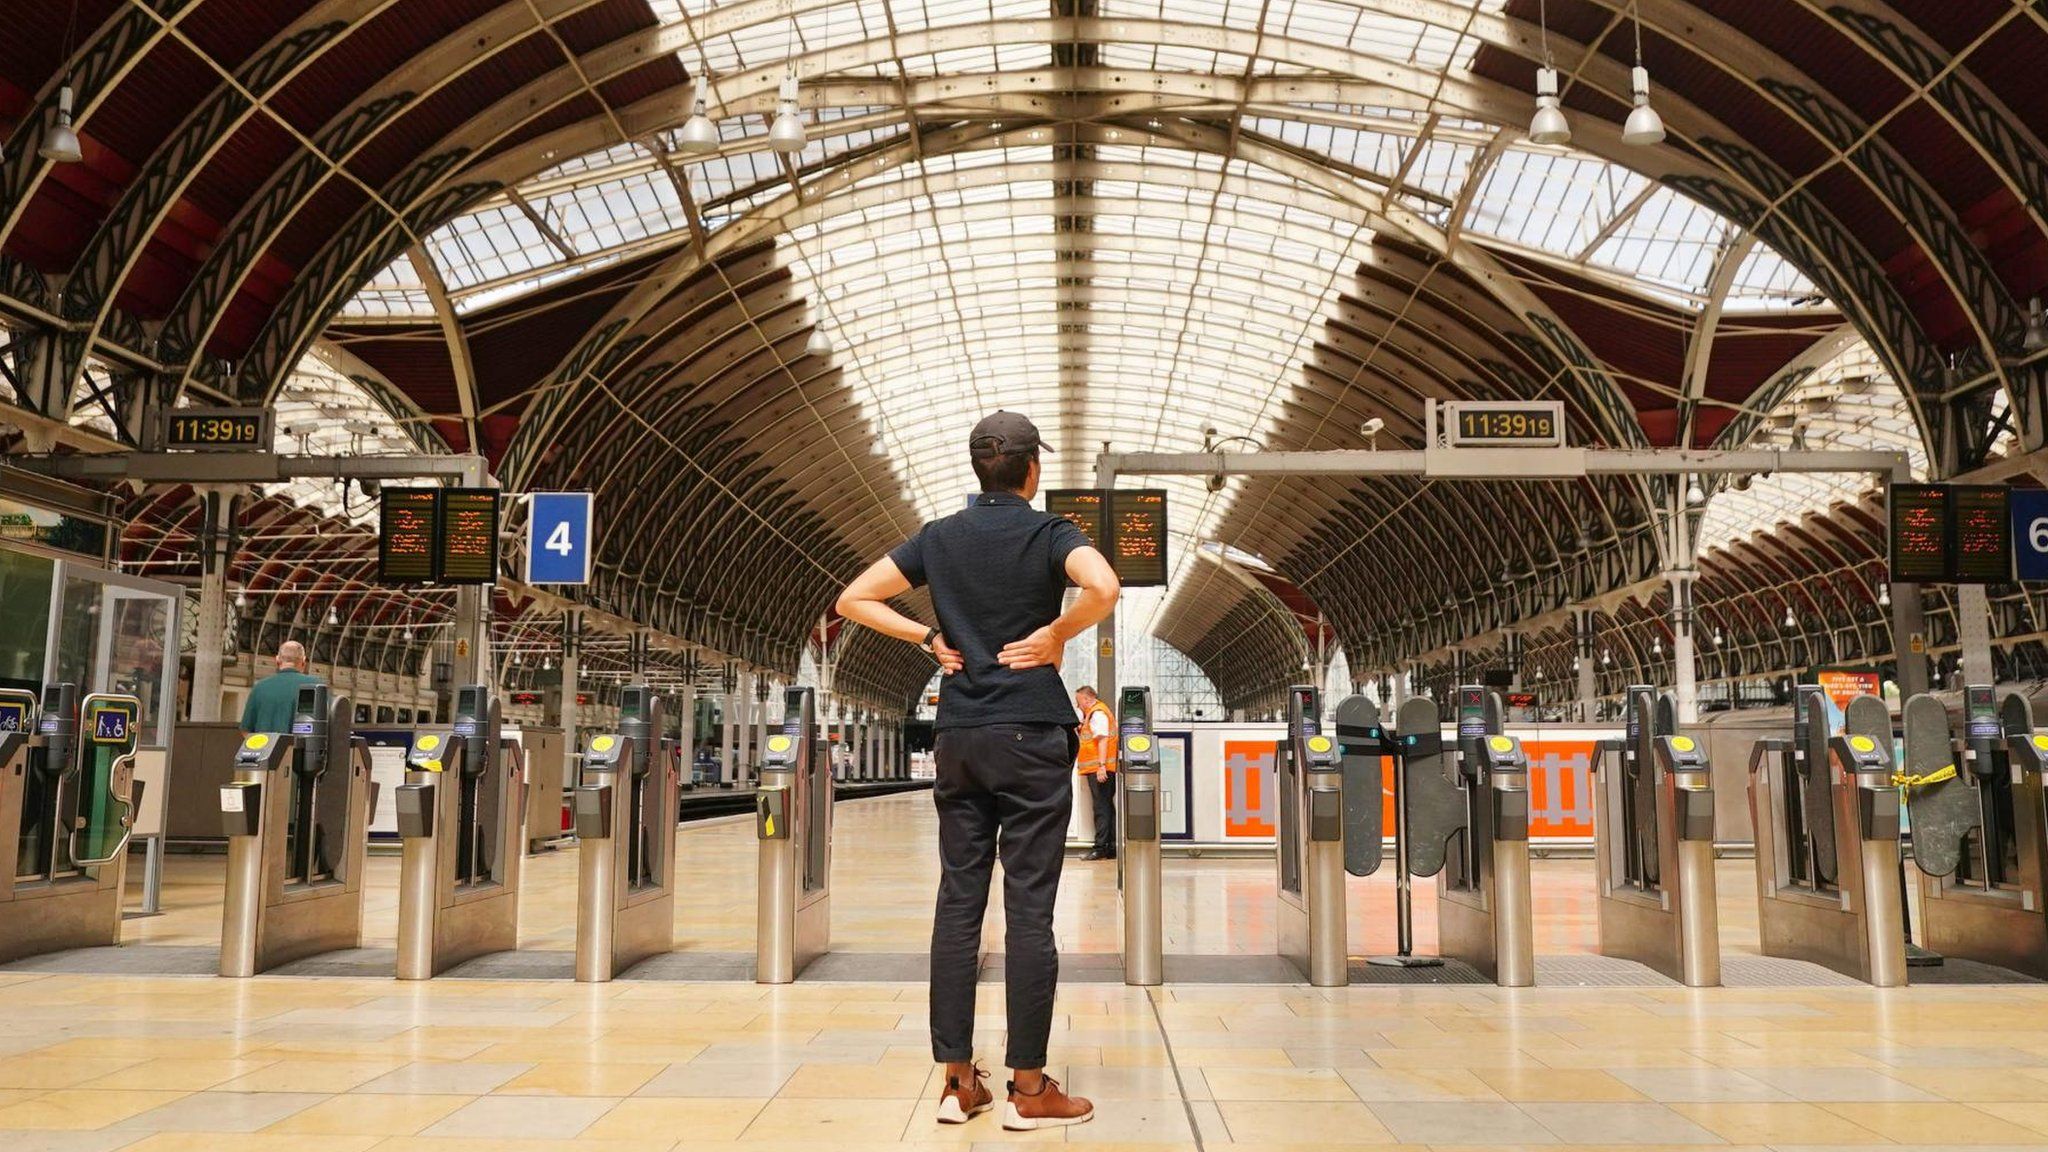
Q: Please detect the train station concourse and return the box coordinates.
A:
[10,0,2048,1149]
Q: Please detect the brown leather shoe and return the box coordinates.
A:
[935,1063,993,1124]
[1002,1075,1093,1130]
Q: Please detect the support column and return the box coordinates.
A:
[678,680,695,790]
[188,489,235,721]
[1094,608,1117,712]
[1889,583,1931,698]
[1667,570,1699,724]
[1575,609,1599,722]
[720,663,738,786]
[753,673,772,787]
[1957,583,1994,687]
[560,611,581,775]
[452,586,487,689]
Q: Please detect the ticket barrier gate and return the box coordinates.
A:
[1591,686,1720,986]
[574,685,679,981]
[1747,686,1905,986]
[1902,685,2048,978]
[1118,687,1162,986]
[1275,685,1347,986]
[1397,686,1534,986]
[0,684,143,963]
[219,684,375,976]
[756,686,832,983]
[395,685,526,979]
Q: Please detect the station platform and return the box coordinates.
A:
[7,791,2048,1150]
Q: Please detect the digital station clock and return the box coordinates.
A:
[161,407,273,451]
[1443,400,1566,448]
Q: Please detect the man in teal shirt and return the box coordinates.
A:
[240,641,319,733]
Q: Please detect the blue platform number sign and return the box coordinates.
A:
[526,492,594,585]
[2014,489,2048,582]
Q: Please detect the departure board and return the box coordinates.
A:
[439,489,501,585]
[1887,483,1948,583]
[1044,489,1106,551]
[378,489,440,584]
[1107,489,1169,587]
[1951,484,2011,583]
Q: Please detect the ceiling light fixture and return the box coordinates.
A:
[1685,477,1706,506]
[678,82,719,153]
[806,326,831,357]
[1622,3,1666,146]
[2025,296,2048,354]
[40,84,82,164]
[1877,582,1891,608]
[325,605,340,627]
[1529,1,1570,147]
[769,71,807,153]
[1783,604,1797,630]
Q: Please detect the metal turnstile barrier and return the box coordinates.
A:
[757,686,832,983]
[574,685,680,981]
[395,685,526,979]
[219,683,375,976]
[1904,685,2048,977]
[1401,686,1533,986]
[1118,687,1161,986]
[1748,686,1905,986]
[1276,685,1346,986]
[0,685,143,963]
[1591,686,1720,986]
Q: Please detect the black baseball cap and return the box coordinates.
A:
[968,411,1054,459]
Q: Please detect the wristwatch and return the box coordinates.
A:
[919,626,940,652]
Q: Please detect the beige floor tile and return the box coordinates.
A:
[263,1092,472,1136]
[0,1089,191,1130]
[119,1135,381,1152]
[1666,1100,1887,1144]
[1816,1100,2048,1144]
[1178,1047,1293,1068]
[0,1058,148,1091]
[776,1063,933,1098]
[419,1095,620,1139]
[1201,1068,1358,1102]
[213,1060,405,1094]
[497,1062,665,1097]
[76,1060,281,1093]
[1971,1101,2048,1137]
[1473,1068,1648,1102]
[1214,1101,1396,1144]
[739,1097,919,1141]
[583,1097,768,1141]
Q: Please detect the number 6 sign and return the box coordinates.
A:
[525,493,595,585]
[2013,490,2048,582]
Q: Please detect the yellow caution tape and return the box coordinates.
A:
[1892,763,1957,790]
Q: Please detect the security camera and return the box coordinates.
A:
[1360,417,1385,436]
[1206,474,1226,493]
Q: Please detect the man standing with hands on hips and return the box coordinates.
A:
[1075,686,1116,860]
[835,411,1120,1131]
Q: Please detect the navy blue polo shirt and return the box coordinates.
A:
[890,492,1090,729]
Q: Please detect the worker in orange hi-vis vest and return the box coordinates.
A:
[1074,686,1117,860]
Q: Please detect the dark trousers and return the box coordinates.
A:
[930,722,1075,1069]
[1088,772,1117,856]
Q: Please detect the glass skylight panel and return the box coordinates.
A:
[341,256,432,319]
[1402,137,1478,200]
[1727,245,1823,309]
[1589,186,1730,296]
[1465,149,1645,256]
[426,203,556,293]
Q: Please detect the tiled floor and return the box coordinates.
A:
[3,793,2048,1149]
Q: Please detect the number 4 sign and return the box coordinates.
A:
[2013,489,2048,582]
[525,493,594,585]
